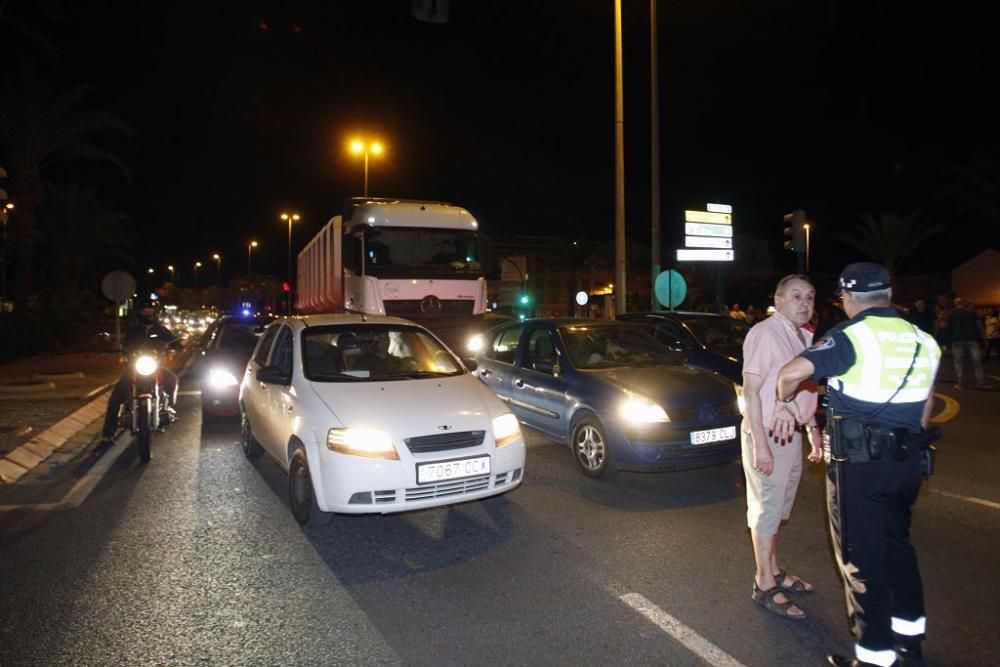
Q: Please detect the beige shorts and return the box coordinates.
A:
[741,427,803,534]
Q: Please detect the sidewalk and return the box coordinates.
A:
[0,352,122,484]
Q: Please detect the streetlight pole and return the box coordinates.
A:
[804,223,811,273]
[212,253,221,286]
[349,138,384,197]
[167,265,175,283]
[1,203,14,304]
[280,212,300,315]
[194,261,202,289]
[247,241,258,276]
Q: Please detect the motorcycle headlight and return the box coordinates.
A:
[326,428,398,459]
[207,367,240,389]
[620,394,670,423]
[134,354,159,376]
[492,413,521,447]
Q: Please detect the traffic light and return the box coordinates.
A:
[783,209,806,253]
[519,293,530,306]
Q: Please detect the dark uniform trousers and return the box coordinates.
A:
[826,448,925,652]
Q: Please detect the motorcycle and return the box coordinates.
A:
[121,347,176,462]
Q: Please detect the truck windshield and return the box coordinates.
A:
[361,226,482,278]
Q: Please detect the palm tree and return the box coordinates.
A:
[0,64,131,310]
[38,181,131,300]
[835,210,947,276]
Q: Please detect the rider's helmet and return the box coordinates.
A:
[134,297,159,325]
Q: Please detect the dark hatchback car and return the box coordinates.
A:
[199,314,274,419]
[473,319,743,477]
[617,312,749,385]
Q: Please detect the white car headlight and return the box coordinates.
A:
[734,382,746,416]
[207,367,240,390]
[620,395,670,423]
[492,413,521,447]
[466,333,484,354]
[326,428,399,460]
[134,354,159,376]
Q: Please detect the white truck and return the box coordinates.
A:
[297,198,488,350]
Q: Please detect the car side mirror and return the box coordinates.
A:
[462,357,478,372]
[257,365,290,385]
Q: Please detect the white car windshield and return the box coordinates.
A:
[302,325,465,382]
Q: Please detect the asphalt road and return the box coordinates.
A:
[0,370,997,666]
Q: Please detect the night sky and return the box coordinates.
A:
[5,0,998,284]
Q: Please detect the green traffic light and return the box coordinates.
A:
[519,294,530,305]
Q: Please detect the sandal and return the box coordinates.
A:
[776,569,814,593]
[752,582,807,620]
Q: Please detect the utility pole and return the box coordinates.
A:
[650,0,661,311]
[613,0,627,315]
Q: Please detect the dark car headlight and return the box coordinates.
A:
[206,367,240,390]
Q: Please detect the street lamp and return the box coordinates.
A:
[193,261,202,289]
[280,212,300,315]
[1,202,14,302]
[349,138,384,197]
[167,265,175,283]
[247,241,258,276]
[212,253,221,286]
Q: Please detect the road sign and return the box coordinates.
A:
[677,248,734,262]
[685,222,732,238]
[654,270,687,309]
[101,271,135,303]
[684,210,731,225]
[685,236,732,249]
[706,203,732,213]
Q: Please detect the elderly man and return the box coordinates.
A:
[742,274,822,620]
[776,262,941,667]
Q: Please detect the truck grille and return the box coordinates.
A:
[383,299,475,319]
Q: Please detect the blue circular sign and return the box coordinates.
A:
[654,270,687,309]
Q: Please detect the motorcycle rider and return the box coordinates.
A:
[98,298,182,447]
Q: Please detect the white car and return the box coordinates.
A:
[239,314,526,528]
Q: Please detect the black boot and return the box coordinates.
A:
[893,634,924,665]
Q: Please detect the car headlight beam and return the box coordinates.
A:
[620,395,670,423]
[492,412,521,447]
[207,367,240,389]
[326,428,399,459]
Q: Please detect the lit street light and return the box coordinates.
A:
[280,212,300,315]
[167,265,175,283]
[248,241,258,276]
[1,202,14,303]
[212,253,221,286]
[349,138,384,197]
[193,261,202,289]
[804,223,811,273]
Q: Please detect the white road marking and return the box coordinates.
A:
[619,592,746,667]
[0,434,132,511]
[930,489,1000,510]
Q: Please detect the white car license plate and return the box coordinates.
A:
[417,455,491,485]
[690,425,736,445]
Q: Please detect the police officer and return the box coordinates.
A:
[773,263,941,667]
[99,298,183,447]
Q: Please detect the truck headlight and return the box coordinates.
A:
[134,354,159,376]
[620,395,669,423]
[492,413,521,447]
[326,428,399,459]
[207,367,240,389]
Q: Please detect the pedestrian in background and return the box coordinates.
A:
[908,298,936,335]
[984,306,1000,360]
[741,274,821,621]
[947,297,987,388]
[776,262,941,667]
[729,302,748,322]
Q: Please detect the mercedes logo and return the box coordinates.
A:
[420,294,442,315]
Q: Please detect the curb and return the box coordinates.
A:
[0,384,114,485]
